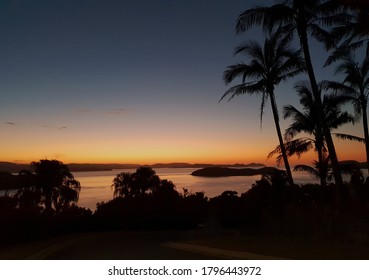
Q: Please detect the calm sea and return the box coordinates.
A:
[75,168,323,210]
[1,168,364,211]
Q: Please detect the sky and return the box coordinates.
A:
[0,0,365,166]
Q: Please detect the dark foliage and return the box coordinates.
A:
[0,193,92,243]
[94,168,209,230]
[2,167,369,245]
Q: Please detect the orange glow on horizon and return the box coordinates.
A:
[1,121,365,167]
[1,144,365,167]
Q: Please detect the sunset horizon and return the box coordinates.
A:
[1,148,366,167]
[1,0,369,264]
[1,0,366,175]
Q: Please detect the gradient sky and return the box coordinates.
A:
[0,0,365,166]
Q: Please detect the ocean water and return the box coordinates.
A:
[75,168,323,210]
[1,168,364,211]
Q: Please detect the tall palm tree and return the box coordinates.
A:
[269,82,354,185]
[325,55,369,173]
[221,29,305,186]
[31,159,81,213]
[236,0,347,185]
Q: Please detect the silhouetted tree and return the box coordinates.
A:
[325,54,369,173]
[221,28,304,186]
[339,0,369,34]
[236,0,347,185]
[152,179,178,199]
[112,167,160,198]
[326,0,369,66]
[269,82,353,185]
[30,159,81,213]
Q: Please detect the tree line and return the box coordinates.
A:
[1,160,369,244]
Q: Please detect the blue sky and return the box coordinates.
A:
[0,0,364,164]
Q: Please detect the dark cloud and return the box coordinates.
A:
[5,122,16,126]
[58,126,67,130]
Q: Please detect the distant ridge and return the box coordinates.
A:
[0,161,266,173]
[150,162,266,169]
[2,160,366,173]
[0,162,29,173]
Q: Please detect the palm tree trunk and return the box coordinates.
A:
[269,90,294,185]
[297,27,343,186]
[362,101,369,174]
[316,137,326,186]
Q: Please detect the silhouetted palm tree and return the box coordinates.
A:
[31,159,80,213]
[339,0,369,34]
[269,82,354,185]
[326,0,369,66]
[221,28,305,185]
[236,0,347,185]
[325,55,369,172]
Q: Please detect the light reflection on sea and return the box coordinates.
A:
[2,168,366,211]
[75,168,324,211]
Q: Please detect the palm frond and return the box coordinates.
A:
[325,40,365,66]
[236,6,269,34]
[259,91,268,129]
[219,81,265,103]
[309,23,331,45]
[293,164,320,178]
[234,41,263,60]
[268,137,315,160]
[323,80,356,95]
[223,64,250,84]
[333,133,365,143]
[236,4,294,34]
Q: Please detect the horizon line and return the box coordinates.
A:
[1,160,267,166]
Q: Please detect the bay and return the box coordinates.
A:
[75,168,322,210]
[1,168,365,211]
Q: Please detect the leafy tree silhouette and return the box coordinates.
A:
[112,167,160,198]
[29,159,81,213]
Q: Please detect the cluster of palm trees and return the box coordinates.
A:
[222,0,369,186]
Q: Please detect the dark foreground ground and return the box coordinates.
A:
[1,230,369,260]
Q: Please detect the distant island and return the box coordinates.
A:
[0,161,266,173]
[191,166,278,177]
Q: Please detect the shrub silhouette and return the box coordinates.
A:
[95,168,207,230]
[14,160,81,213]
[112,167,160,198]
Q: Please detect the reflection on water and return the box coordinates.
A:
[75,168,324,210]
[2,168,366,211]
